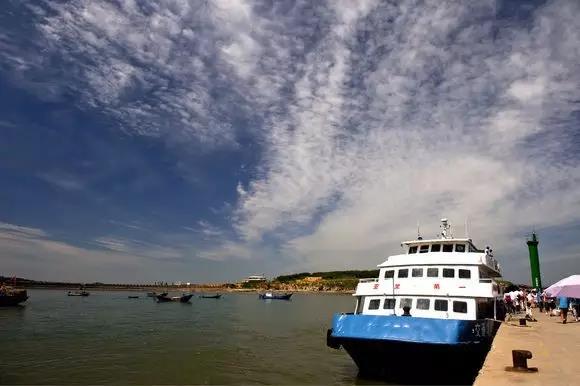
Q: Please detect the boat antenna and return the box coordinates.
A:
[417,221,422,240]
[464,217,470,239]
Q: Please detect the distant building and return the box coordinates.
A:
[244,275,267,283]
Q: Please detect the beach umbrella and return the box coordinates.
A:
[545,275,580,298]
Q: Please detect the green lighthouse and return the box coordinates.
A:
[526,232,542,290]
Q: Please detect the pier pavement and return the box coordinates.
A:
[474,311,580,386]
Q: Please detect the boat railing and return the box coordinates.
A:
[358,278,379,283]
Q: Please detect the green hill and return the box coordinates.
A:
[274,270,379,282]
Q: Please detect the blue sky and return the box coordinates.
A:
[1,0,579,284]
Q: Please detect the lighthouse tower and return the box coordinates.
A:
[526,232,542,290]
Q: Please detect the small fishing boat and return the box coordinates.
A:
[199,294,222,299]
[67,290,90,297]
[0,286,29,306]
[259,292,293,300]
[128,295,139,299]
[156,294,172,302]
[148,291,167,297]
[157,294,193,303]
[176,294,193,303]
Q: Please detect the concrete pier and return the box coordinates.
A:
[474,311,580,386]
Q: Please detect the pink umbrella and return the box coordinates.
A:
[545,275,580,298]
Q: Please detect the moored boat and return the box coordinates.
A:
[177,294,193,303]
[157,293,193,303]
[147,291,167,297]
[199,294,222,299]
[259,292,292,300]
[156,294,173,302]
[0,286,29,306]
[67,290,90,297]
[326,219,503,384]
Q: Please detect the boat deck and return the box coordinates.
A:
[475,311,580,386]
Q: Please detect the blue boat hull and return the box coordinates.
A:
[327,314,500,384]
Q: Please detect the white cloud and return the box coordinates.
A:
[0,222,48,239]
[230,0,580,281]
[37,172,85,191]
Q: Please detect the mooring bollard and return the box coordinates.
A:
[505,350,538,372]
[519,318,527,326]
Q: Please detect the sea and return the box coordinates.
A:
[0,290,376,385]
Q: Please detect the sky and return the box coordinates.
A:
[1,0,579,285]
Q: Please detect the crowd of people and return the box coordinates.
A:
[503,288,580,324]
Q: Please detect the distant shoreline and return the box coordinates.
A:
[21,285,354,295]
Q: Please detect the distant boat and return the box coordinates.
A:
[156,294,173,302]
[0,287,29,306]
[259,292,293,300]
[157,294,193,303]
[147,291,167,297]
[128,295,139,299]
[176,294,193,303]
[199,294,222,299]
[67,291,90,297]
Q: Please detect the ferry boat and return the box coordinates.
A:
[327,219,503,384]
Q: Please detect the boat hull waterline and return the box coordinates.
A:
[327,314,500,384]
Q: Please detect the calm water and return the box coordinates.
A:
[0,290,371,385]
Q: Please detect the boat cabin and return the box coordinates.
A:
[352,220,502,321]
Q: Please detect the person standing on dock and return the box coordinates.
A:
[558,296,569,324]
[571,298,580,322]
[536,290,543,312]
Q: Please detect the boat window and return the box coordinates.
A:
[431,243,441,252]
[368,299,381,310]
[434,299,448,311]
[412,268,423,277]
[455,244,466,253]
[468,243,477,252]
[458,269,471,279]
[427,267,439,277]
[442,244,453,252]
[383,298,396,309]
[442,268,455,278]
[453,301,468,313]
[416,298,430,310]
[419,245,429,253]
[398,269,409,278]
[399,298,412,309]
[408,246,418,254]
[384,270,395,279]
